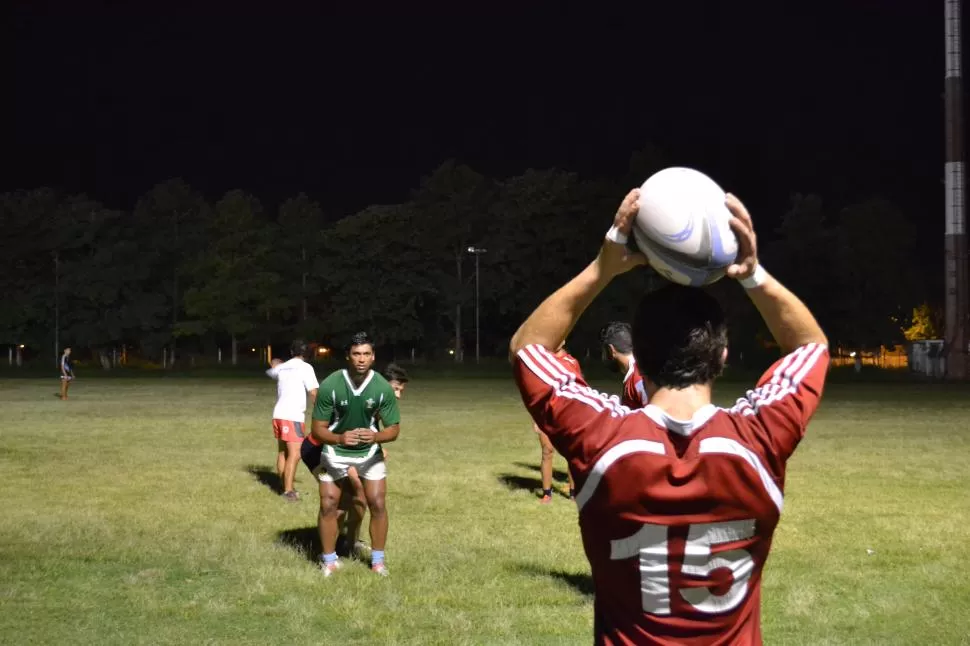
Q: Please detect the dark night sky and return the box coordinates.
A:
[3,0,955,259]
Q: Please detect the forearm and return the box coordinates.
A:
[309,421,343,446]
[510,260,611,355]
[374,425,400,444]
[745,268,828,354]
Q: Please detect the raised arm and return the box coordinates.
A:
[725,194,828,352]
[725,193,830,460]
[510,189,647,356]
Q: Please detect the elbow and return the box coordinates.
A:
[510,329,530,360]
[509,333,522,359]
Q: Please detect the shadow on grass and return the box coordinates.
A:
[276,526,320,563]
[512,461,570,483]
[514,562,594,597]
[245,464,282,494]
[497,473,542,496]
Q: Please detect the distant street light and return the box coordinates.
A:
[466,246,488,364]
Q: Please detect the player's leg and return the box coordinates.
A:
[275,438,287,485]
[281,422,307,499]
[282,440,302,499]
[359,455,389,575]
[537,426,555,503]
[566,462,576,500]
[60,376,70,400]
[317,479,345,575]
[311,452,351,576]
[342,467,368,559]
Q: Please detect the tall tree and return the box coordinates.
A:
[179,190,282,365]
[409,161,492,361]
[133,179,208,360]
[833,197,918,348]
[316,204,436,351]
[58,200,169,352]
[276,193,326,337]
[0,189,63,354]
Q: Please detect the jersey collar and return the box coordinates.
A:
[623,355,636,384]
[641,404,718,437]
[342,369,374,396]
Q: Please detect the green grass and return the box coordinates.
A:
[1,376,969,645]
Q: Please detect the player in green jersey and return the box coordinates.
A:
[337,362,410,560]
[301,332,401,577]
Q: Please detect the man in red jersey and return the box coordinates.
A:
[534,343,581,502]
[510,188,829,645]
[600,321,648,409]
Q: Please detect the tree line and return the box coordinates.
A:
[0,149,935,367]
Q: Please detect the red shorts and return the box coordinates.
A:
[272,419,306,443]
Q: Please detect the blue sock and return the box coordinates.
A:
[371,550,385,565]
[322,552,337,565]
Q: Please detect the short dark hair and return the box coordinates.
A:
[348,331,374,351]
[600,321,634,355]
[384,363,409,384]
[290,339,308,358]
[632,284,728,389]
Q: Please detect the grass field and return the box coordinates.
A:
[1,373,969,645]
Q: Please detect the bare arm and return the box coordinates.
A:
[747,275,827,352]
[310,419,356,447]
[725,194,828,353]
[374,424,400,444]
[510,262,612,356]
[510,189,647,356]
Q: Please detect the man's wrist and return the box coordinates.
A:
[739,264,768,289]
[605,225,629,245]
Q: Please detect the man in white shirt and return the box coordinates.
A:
[267,340,320,501]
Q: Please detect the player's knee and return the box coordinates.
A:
[541,444,555,460]
[320,490,341,514]
[367,493,387,516]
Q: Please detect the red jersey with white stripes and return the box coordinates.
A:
[621,357,648,409]
[514,343,829,646]
[559,352,584,379]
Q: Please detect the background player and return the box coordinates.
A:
[384,363,409,399]
[266,340,319,501]
[534,344,578,502]
[600,321,647,408]
[59,347,74,400]
[509,189,829,644]
[301,332,401,577]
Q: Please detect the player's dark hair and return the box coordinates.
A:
[290,339,308,358]
[600,321,634,355]
[383,363,409,384]
[348,331,374,351]
[632,284,728,389]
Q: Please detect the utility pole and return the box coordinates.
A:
[944,0,968,379]
[466,246,488,364]
[54,251,59,367]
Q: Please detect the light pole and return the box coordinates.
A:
[54,251,59,368]
[466,246,487,364]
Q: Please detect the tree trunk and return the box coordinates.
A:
[172,211,179,365]
[231,335,238,366]
[301,246,308,322]
[455,250,462,362]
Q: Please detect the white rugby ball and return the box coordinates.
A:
[632,167,739,286]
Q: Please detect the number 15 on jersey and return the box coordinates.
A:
[611,519,757,616]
